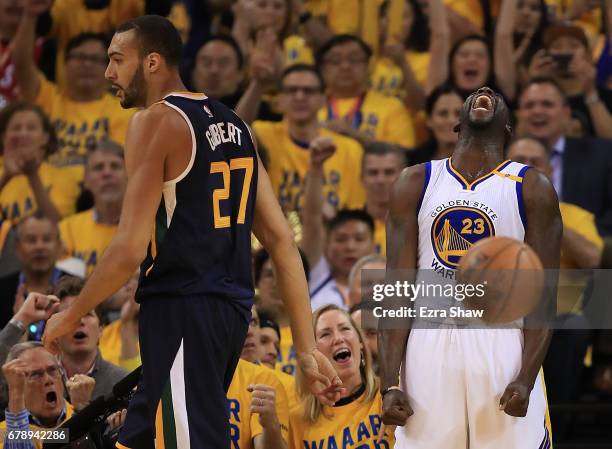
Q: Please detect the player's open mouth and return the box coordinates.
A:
[472,94,494,112]
[333,348,352,364]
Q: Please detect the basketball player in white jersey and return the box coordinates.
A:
[378,87,561,448]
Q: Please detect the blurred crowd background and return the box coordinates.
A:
[1,0,612,447]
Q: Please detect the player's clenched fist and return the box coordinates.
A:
[499,381,530,417]
[381,389,413,426]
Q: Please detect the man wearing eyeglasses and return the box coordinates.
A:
[12,0,134,188]
[251,63,365,214]
[1,341,73,449]
[315,34,415,150]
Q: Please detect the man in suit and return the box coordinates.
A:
[516,77,612,235]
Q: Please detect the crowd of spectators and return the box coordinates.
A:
[1,0,612,447]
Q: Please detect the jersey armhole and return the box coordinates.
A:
[416,161,432,215]
[161,100,197,186]
[516,165,530,231]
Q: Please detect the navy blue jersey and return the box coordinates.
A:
[136,92,258,302]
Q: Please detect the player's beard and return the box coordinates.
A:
[120,64,147,109]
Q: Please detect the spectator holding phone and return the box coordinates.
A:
[528,23,612,138]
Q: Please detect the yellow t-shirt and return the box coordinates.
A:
[99,320,141,371]
[557,202,604,314]
[444,0,500,31]
[545,0,602,42]
[277,326,297,376]
[560,202,604,269]
[305,0,381,53]
[252,121,366,213]
[369,57,403,98]
[50,0,144,87]
[318,91,415,148]
[35,76,135,184]
[0,403,74,449]
[284,35,314,66]
[0,163,79,221]
[59,209,117,275]
[373,218,386,256]
[289,390,395,449]
[263,365,299,412]
[369,52,430,99]
[228,359,290,449]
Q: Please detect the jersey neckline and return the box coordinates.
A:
[446,158,512,191]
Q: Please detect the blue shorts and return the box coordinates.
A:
[117,295,251,449]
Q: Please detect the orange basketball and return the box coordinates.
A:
[456,236,544,324]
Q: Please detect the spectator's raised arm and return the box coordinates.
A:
[12,0,51,102]
[426,0,451,94]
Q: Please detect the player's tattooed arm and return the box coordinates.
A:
[378,164,424,425]
[500,168,562,417]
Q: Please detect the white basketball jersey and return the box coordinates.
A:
[417,158,529,274]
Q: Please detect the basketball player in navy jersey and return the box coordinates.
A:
[378,87,562,448]
[42,15,342,449]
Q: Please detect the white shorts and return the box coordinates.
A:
[395,328,552,449]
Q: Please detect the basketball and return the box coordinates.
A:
[456,236,545,324]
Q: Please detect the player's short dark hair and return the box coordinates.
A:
[425,83,464,116]
[116,15,182,67]
[280,64,325,92]
[201,35,244,70]
[253,248,311,284]
[326,209,375,236]
[315,34,373,69]
[65,32,109,60]
[362,142,406,168]
[0,101,58,157]
[257,308,281,341]
[519,77,569,106]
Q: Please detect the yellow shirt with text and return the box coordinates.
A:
[0,163,79,221]
[369,52,430,98]
[284,36,314,66]
[50,0,144,87]
[35,76,134,184]
[228,359,290,449]
[276,326,297,376]
[318,91,415,148]
[289,390,394,449]
[59,209,117,275]
[252,121,366,213]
